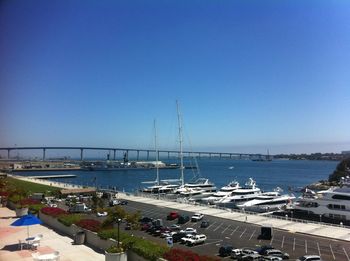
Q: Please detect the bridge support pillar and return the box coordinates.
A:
[198,153,201,159]
[168,151,170,159]
[7,149,10,159]
[80,149,84,161]
[137,150,139,161]
[209,153,211,158]
[113,149,116,160]
[43,148,46,161]
[219,153,222,158]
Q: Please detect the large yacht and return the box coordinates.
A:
[215,178,261,208]
[201,180,241,204]
[236,188,295,212]
[293,177,350,221]
[174,178,217,194]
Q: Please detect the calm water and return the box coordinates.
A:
[16,159,338,194]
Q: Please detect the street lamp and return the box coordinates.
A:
[116,218,122,248]
[319,214,322,223]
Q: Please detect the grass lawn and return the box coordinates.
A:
[5,177,60,195]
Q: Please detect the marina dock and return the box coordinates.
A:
[27,174,77,179]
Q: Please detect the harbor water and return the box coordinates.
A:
[15,159,338,194]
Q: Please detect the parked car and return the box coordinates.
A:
[167,211,179,220]
[263,250,289,259]
[191,213,204,222]
[178,215,190,224]
[125,223,132,230]
[172,232,187,243]
[180,228,197,234]
[238,254,263,261]
[241,248,259,256]
[140,217,153,224]
[200,220,209,228]
[256,245,274,255]
[296,255,322,261]
[263,256,282,261]
[170,224,181,231]
[119,200,128,205]
[96,211,108,217]
[219,245,234,257]
[231,248,243,259]
[187,234,207,246]
[161,231,176,238]
[141,223,151,231]
[180,234,195,244]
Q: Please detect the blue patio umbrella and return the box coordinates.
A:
[11,214,42,238]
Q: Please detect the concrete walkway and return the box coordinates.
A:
[120,192,350,242]
[0,208,105,261]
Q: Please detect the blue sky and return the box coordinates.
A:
[1,0,350,155]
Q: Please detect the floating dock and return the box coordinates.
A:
[28,174,77,179]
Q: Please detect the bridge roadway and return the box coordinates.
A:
[0,146,266,161]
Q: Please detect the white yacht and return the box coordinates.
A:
[294,177,350,221]
[237,188,295,212]
[175,178,217,194]
[215,178,261,208]
[201,180,241,204]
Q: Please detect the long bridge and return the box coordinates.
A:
[0,146,267,161]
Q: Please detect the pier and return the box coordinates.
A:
[27,174,77,179]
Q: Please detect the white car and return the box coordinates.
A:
[180,234,195,244]
[263,256,283,261]
[186,234,207,246]
[296,255,322,261]
[161,231,177,238]
[170,224,181,231]
[96,211,108,217]
[180,228,197,234]
[191,213,204,222]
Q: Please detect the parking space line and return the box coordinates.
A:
[330,244,335,260]
[343,247,350,261]
[231,226,239,235]
[249,230,256,241]
[317,242,321,257]
[293,238,296,251]
[207,221,216,230]
[281,236,285,249]
[213,222,224,232]
[305,240,307,254]
[222,225,231,234]
[240,228,246,238]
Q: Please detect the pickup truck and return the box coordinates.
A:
[186,234,207,246]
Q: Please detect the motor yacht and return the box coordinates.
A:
[201,180,241,204]
[237,188,295,212]
[215,178,261,208]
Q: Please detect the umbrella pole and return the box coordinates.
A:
[27,226,29,239]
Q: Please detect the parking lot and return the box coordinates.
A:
[122,200,350,261]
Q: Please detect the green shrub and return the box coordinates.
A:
[131,237,167,261]
[106,245,125,253]
[29,204,45,214]
[98,229,129,241]
[58,214,83,227]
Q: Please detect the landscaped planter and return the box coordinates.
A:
[105,251,127,261]
[15,207,28,217]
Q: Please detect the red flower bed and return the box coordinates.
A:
[41,207,67,217]
[20,198,41,205]
[164,248,219,261]
[75,219,101,232]
[0,191,9,197]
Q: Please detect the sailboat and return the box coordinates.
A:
[252,149,272,162]
[173,101,216,197]
[141,120,177,193]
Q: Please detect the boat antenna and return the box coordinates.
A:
[176,100,184,186]
[154,119,160,186]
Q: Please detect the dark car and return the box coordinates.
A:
[140,217,153,224]
[200,220,209,228]
[119,200,128,205]
[125,223,131,230]
[178,215,190,224]
[172,232,187,243]
[256,245,274,255]
[219,245,234,257]
[141,223,150,231]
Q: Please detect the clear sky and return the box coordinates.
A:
[1,0,350,155]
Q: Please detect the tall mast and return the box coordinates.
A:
[154,119,159,186]
[176,100,184,186]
